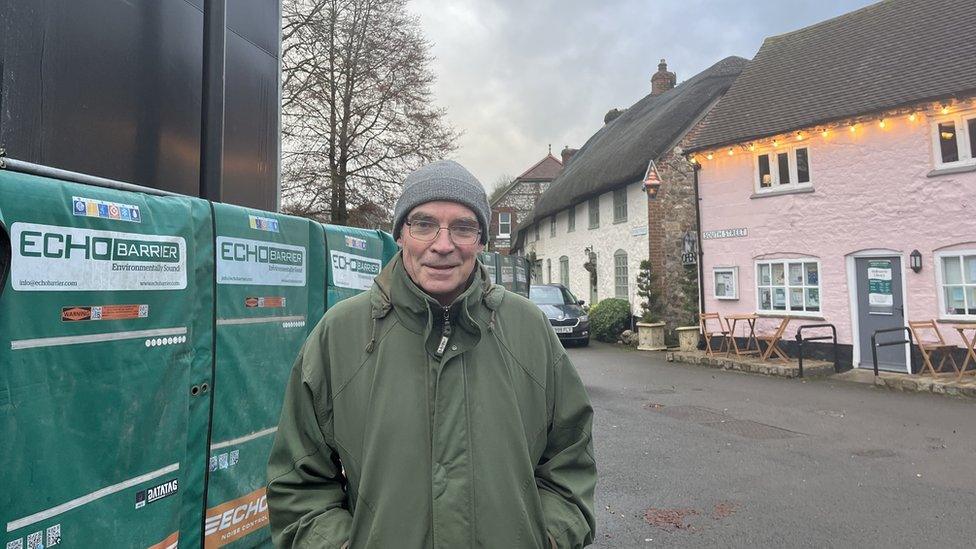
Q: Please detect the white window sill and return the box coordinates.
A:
[937,317,976,324]
[927,164,976,178]
[751,186,815,199]
[757,311,826,320]
[715,296,739,300]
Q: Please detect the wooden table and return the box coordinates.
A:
[725,313,760,356]
[952,324,976,379]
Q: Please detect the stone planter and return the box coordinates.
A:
[676,326,700,352]
[636,322,666,351]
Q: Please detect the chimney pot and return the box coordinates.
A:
[651,58,677,96]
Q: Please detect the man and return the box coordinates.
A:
[267,160,596,548]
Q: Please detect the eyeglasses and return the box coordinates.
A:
[406,219,481,245]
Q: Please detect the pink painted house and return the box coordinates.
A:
[685,0,976,372]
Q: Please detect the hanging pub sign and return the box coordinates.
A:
[643,160,662,199]
[681,231,698,265]
[867,259,894,315]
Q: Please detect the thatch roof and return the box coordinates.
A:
[513,56,748,250]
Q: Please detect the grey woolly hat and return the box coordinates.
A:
[392,160,491,244]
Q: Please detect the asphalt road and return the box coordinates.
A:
[568,341,976,548]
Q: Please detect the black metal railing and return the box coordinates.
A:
[871,326,915,376]
[794,323,839,378]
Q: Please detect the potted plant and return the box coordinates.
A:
[675,264,701,352]
[635,260,666,351]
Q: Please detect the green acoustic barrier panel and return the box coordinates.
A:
[323,225,396,310]
[478,252,500,285]
[514,256,530,297]
[206,205,317,549]
[0,170,214,549]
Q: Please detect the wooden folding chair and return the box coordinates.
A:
[699,313,729,356]
[908,320,960,377]
[757,318,790,362]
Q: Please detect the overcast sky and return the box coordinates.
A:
[407,0,877,191]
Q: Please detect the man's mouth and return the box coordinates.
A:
[426,264,458,271]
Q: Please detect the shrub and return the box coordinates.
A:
[589,298,631,343]
[635,260,663,323]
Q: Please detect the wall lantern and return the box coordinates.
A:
[910,249,923,273]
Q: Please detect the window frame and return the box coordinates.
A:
[497,211,511,238]
[534,223,540,242]
[613,187,628,223]
[559,255,570,287]
[588,197,600,229]
[713,267,738,300]
[931,110,976,169]
[613,250,629,299]
[754,259,822,316]
[935,249,976,320]
[567,205,576,232]
[550,216,556,238]
[754,146,813,193]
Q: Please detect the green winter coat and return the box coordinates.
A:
[267,252,596,548]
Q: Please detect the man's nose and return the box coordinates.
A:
[429,227,456,253]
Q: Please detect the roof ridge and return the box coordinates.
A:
[516,153,562,180]
[764,0,890,41]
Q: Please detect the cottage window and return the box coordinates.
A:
[559,256,570,287]
[568,206,576,232]
[497,212,511,237]
[613,187,628,223]
[932,112,976,168]
[937,251,976,319]
[614,250,629,299]
[755,147,811,191]
[756,260,820,314]
[550,216,556,237]
[588,197,600,228]
[534,223,540,242]
[713,267,738,300]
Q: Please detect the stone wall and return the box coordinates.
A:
[649,147,699,333]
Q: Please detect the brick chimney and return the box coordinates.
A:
[561,146,578,166]
[651,58,676,96]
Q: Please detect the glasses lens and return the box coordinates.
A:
[409,221,439,240]
[450,226,480,244]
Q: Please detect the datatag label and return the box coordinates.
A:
[11,223,187,291]
[216,236,306,286]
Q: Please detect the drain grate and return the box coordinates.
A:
[707,419,800,440]
[659,405,728,423]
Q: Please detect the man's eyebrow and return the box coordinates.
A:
[408,213,437,222]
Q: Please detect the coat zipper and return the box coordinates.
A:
[435,306,452,357]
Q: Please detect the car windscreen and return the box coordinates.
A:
[529,286,567,305]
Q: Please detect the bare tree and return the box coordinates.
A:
[487,173,515,204]
[281,0,459,224]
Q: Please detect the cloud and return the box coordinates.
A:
[407,0,876,190]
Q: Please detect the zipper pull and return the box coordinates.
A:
[435,306,451,357]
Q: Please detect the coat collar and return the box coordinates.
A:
[370,251,504,337]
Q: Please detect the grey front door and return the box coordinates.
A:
[855,257,906,371]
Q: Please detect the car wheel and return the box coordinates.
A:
[578,337,589,347]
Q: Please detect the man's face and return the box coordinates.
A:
[397,201,485,306]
